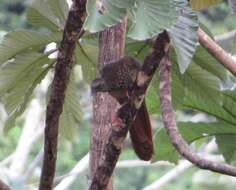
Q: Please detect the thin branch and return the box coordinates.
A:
[143,160,192,190]
[215,29,236,44]
[228,0,236,14]
[54,153,89,190]
[198,28,236,77]
[0,179,12,190]
[159,50,236,177]
[39,1,87,190]
[10,99,44,175]
[89,31,170,190]
[23,148,44,182]
[142,154,225,190]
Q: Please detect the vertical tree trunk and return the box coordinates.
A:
[90,19,127,189]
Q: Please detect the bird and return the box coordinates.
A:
[91,56,154,161]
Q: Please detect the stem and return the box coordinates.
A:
[198,28,236,77]
[159,50,236,177]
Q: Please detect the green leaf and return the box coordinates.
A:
[75,43,98,82]
[84,0,134,32]
[190,0,223,10]
[183,91,236,126]
[60,75,82,140]
[0,30,61,64]
[125,40,150,61]
[128,0,177,40]
[27,0,66,31]
[192,45,227,81]
[48,0,68,26]
[146,85,160,114]
[153,122,236,163]
[171,66,186,108]
[0,52,54,132]
[216,135,236,163]
[181,63,221,104]
[169,0,198,73]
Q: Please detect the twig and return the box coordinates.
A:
[159,50,236,177]
[10,99,43,175]
[198,28,236,77]
[54,153,89,190]
[89,31,170,190]
[23,148,44,182]
[143,160,192,190]
[0,179,12,190]
[39,1,87,190]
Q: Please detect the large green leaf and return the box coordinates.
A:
[75,43,98,82]
[183,89,236,126]
[146,85,160,114]
[181,63,221,104]
[192,45,227,81]
[169,0,198,73]
[216,135,236,163]
[153,122,236,163]
[0,52,54,132]
[27,0,67,31]
[84,0,134,32]
[59,75,82,140]
[128,0,178,40]
[0,30,61,64]
[48,0,68,26]
[125,40,150,61]
[190,0,223,10]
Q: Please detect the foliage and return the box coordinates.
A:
[0,0,236,189]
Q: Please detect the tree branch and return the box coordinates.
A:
[0,179,12,190]
[89,31,170,190]
[39,1,86,190]
[228,0,236,14]
[198,28,236,77]
[159,50,236,177]
[90,17,128,190]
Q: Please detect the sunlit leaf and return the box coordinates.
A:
[27,0,64,30]
[0,52,54,132]
[128,0,177,40]
[84,0,134,32]
[0,30,61,64]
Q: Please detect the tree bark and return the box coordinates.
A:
[90,19,127,190]
[39,1,86,190]
[0,179,12,190]
[89,31,170,190]
[198,28,236,77]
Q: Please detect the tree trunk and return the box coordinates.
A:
[90,19,127,189]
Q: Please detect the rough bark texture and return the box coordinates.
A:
[89,31,170,190]
[159,50,236,177]
[198,28,236,77]
[0,179,12,190]
[228,0,236,14]
[39,1,86,190]
[90,19,127,190]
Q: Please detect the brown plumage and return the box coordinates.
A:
[91,56,154,161]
